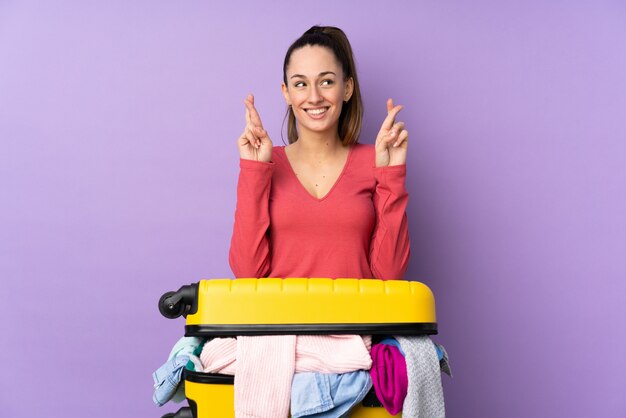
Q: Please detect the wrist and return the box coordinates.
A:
[239,158,274,169]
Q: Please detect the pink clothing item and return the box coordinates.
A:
[229,144,410,281]
[295,335,372,373]
[200,335,372,418]
[235,336,296,418]
[200,335,372,375]
[199,338,237,374]
[370,344,408,415]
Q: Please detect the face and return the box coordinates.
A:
[282,45,354,139]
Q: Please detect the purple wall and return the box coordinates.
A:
[1,1,625,417]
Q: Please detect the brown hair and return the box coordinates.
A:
[282,25,363,145]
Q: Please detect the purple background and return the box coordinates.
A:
[1,1,625,417]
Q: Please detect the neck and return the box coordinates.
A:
[293,127,344,158]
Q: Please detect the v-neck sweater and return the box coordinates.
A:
[229,143,410,280]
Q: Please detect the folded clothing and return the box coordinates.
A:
[370,344,408,415]
[200,337,237,374]
[201,335,372,418]
[153,336,204,406]
[291,370,372,418]
[396,336,445,418]
[235,335,296,418]
[152,356,189,406]
[201,335,372,374]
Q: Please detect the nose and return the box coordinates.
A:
[307,85,323,104]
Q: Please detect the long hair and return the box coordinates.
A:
[282,26,363,145]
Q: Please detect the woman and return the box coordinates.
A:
[229,25,410,281]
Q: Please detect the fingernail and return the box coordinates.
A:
[390,130,396,136]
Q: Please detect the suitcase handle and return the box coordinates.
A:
[162,406,193,418]
[158,283,198,319]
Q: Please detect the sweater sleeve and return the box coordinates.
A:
[369,164,411,280]
[228,158,273,278]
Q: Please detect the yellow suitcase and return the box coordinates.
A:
[158,278,438,418]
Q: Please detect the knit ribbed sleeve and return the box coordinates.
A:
[370,164,411,280]
[228,158,273,278]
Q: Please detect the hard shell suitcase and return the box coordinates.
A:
[158,278,438,418]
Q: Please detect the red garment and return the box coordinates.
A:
[229,143,410,280]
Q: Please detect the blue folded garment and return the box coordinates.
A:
[152,356,189,407]
[291,370,372,418]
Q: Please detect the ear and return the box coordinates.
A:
[281,82,291,106]
[344,77,354,102]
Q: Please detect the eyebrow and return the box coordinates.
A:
[290,71,337,79]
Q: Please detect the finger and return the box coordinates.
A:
[253,126,267,147]
[387,98,394,112]
[383,123,406,144]
[377,122,399,145]
[393,129,409,147]
[244,93,254,106]
[245,127,260,146]
[245,102,263,128]
[252,127,264,148]
[244,95,256,124]
[243,95,253,123]
[379,130,398,148]
[244,96,264,128]
[254,126,268,140]
[389,121,405,137]
[381,104,404,131]
[239,129,257,149]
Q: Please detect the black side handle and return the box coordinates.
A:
[162,406,194,418]
[158,283,199,319]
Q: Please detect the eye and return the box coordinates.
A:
[321,79,334,86]
[294,81,306,88]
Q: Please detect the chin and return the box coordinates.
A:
[296,111,340,135]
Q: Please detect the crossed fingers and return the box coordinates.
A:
[241,94,266,149]
[244,94,264,128]
[380,98,408,148]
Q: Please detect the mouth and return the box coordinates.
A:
[304,106,330,118]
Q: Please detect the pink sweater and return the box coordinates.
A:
[229,143,410,280]
[200,335,373,375]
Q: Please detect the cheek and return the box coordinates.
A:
[290,91,307,105]
[331,86,346,102]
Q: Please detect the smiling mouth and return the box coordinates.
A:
[304,107,329,115]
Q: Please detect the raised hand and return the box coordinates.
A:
[238,94,273,162]
[375,98,409,167]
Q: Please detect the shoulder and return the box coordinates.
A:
[351,142,374,155]
[270,145,292,174]
[349,143,375,168]
[271,145,287,162]
[352,142,374,152]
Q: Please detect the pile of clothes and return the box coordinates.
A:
[153,334,451,418]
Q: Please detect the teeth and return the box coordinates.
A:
[307,108,327,115]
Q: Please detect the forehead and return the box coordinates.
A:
[286,45,342,77]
